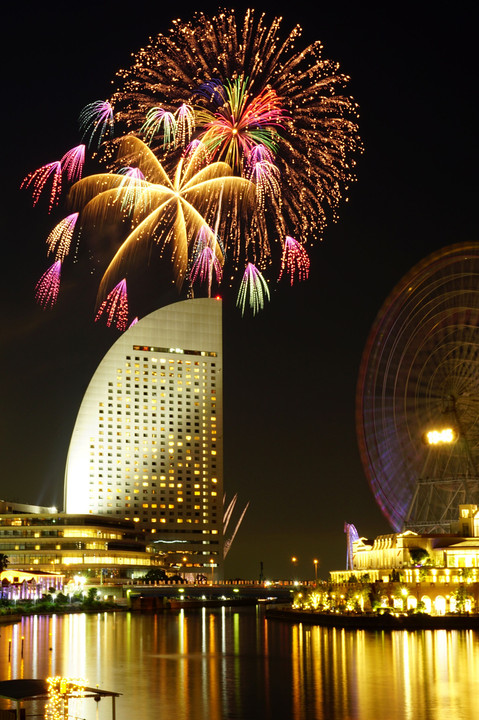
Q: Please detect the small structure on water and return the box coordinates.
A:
[0,678,121,720]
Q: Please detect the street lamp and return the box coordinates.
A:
[313,559,319,585]
[291,556,298,583]
[209,558,214,585]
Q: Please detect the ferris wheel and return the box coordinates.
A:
[356,243,479,533]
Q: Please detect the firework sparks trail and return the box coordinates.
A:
[60,144,86,181]
[46,213,79,262]
[247,144,276,165]
[189,225,223,294]
[79,100,114,148]
[223,494,238,534]
[248,160,281,209]
[21,161,62,212]
[35,260,62,308]
[279,236,310,284]
[141,107,177,147]
[115,166,148,212]
[236,262,270,316]
[95,278,129,330]
[175,103,195,146]
[223,499,250,559]
[183,139,211,175]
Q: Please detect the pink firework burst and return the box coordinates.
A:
[95,278,129,331]
[35,260,62,308]
[248,160,281,209]
[46,213,79,262]
[189,226,223,295]
[247,143,276,165]
[119,166,145,180]
[60,144,86,181]
[279,236,310,285]
[21,161,62,213]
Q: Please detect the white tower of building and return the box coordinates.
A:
[64,298,223,575]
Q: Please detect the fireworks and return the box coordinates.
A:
[35,260,62,308]
[195,79,285,171]
[175,103,195,146]
[112,9,361,254]
[141,107,177,148]
[79,100,114,148]
[279,236,310,285]
[236,263,270,316]
[247,159,281,210]
[26,9,360,323]
[189,224,224,295]
[95,278,129,330]
[21,146,85,211]
[21,161,62,213]
[60,144,85,181]
[46,213,79,262]
[69,136,253,307]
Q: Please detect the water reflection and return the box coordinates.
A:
[1,609,479,719]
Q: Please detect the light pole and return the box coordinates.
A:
[313,559,319,585]
[291,556,298,583]
[209,558,214,585]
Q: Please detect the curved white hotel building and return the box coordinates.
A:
[64,298,223,575]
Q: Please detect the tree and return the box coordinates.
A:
[452,584,472,613]
[86,587,99,603]
[143,568,167,582]
[0,554,9,573]
[409,548,431,566]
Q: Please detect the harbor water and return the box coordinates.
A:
[1,607,479,719]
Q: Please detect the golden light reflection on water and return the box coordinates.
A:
[288,625,479,720]
[1,611,479,720]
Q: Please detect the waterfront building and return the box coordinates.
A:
[0,569,64,601]
[330,505,479,614]
[0,513,156,577]
[64,298,223,578]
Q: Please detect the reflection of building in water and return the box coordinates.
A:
[64,298,223,578]
[330,505,479,615]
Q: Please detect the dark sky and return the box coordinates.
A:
[1,1,477,580]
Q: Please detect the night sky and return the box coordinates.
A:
[1,1,477,581]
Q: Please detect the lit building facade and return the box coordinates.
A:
[0,513,154,576]
[64,298,223,577]
[332,505,479,583]
[330,506,479,614]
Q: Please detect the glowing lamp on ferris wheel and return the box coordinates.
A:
[422,428,457,445]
